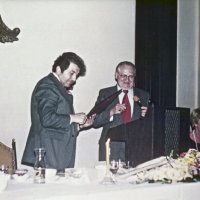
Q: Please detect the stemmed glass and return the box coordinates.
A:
[110,160,119,174]
[100,138,119,184]
[100,160,119,185]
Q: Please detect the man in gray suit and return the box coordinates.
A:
[21,52,94,172]
[93,61,149,162]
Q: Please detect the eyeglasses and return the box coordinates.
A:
[118,73,135,80]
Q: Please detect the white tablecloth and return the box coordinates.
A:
[1,168,200,200]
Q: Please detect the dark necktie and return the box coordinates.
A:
[122,90,131,124]
[87,89,122,117]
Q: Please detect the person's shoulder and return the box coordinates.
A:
[189,132,194,141]
[34,73,55,91]
[37,73,53,84]
[99,85,117,93]
[134,87,149,95]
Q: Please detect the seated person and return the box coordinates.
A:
[189,107,200,150]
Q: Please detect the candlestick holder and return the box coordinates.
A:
[99,138,117,184]
[100,163,116,185]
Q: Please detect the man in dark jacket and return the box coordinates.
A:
[93,61,149,162]
[21,52,94,172]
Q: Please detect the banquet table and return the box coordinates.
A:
[1,168,200,200]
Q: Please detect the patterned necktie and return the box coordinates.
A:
[122,90,132,124]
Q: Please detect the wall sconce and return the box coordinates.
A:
[0,15,20,43]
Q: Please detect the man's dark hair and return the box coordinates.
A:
[52,52,86,77]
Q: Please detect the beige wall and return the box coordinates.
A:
[0,0,136,168]
[1,0,199,169]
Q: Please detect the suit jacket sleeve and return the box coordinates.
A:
[33,82,72,130]
[92,89,112,128]
[92,87,123,128]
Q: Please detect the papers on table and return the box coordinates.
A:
[116,156,170,180]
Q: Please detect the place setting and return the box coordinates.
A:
[99,139,132,185]
[0,164,30,192]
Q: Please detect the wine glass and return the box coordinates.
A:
[110,160,119,174]
[100,160,119,185]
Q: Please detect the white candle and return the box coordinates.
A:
[105,138,111,166]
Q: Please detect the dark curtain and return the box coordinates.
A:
[135,0,177,107]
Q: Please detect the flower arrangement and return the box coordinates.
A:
[130,149,200,184]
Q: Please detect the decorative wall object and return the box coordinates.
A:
[0,15,20,43]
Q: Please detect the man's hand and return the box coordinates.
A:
[79,114,96,129]
[110,103,126,117]
[70,112,87,125]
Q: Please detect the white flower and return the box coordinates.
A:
[130,148,200,184]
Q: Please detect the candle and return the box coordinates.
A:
[105,138,111,166]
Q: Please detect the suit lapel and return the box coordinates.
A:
[47,74,77,135]
[48,73,73,104]
[133,88,142,120]
[111,86,123,124]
